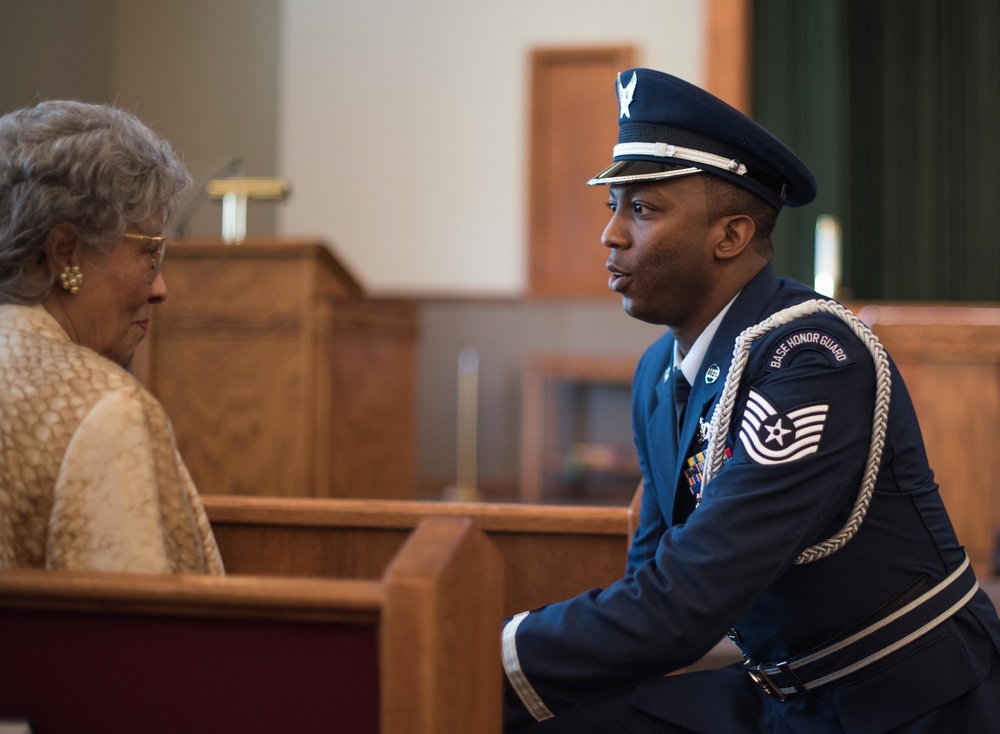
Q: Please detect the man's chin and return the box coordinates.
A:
[621,297,644,319]
[622,299,667,326]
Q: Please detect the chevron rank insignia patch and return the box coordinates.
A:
[739,389,829,465]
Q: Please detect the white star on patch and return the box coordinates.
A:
[617,72,637,119]
[763,417,793,446]
[739,389,829,465]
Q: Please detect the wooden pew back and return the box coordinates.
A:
[859,303,1000,575]
[0,517,501,734]
[203,495,631,616]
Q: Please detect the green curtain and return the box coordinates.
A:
[752,0,1000,301]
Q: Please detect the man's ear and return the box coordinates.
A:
[714,214,757,261]
[43,223,81,274]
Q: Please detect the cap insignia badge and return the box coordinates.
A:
[617,72,637,119]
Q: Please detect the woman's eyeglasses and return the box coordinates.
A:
[121,233,167,275]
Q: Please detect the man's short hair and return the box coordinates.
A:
[703,175,777,260]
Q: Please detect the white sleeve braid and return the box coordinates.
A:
[701,299,892,565]
[502,612,554,721]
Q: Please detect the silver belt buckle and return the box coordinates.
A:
[745,662,787,701]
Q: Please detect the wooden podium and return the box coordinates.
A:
[135,238,419,500]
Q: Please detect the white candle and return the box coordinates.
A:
[454,348,479,499]
[814,214,842,298]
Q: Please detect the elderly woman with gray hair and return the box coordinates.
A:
[0,100,222,574]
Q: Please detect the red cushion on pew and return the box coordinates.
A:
[0,608,379,734]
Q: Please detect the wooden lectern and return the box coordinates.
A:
[135,238,419,500]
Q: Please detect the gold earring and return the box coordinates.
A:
[59,265,83,295]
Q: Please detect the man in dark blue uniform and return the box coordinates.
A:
[502,68,1000,733]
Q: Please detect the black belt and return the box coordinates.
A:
[732,554,979,700]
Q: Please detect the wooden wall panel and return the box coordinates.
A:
[524,9,753,299]
[705,0,752,113]
[527,46,635,298]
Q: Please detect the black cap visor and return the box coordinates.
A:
[587,160,703,187]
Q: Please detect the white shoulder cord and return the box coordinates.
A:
[700,299,892,565]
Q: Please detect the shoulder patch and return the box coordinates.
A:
[765,327,854,372]
[739,389,828,465]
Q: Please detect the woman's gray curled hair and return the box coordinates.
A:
[0,100,191,304]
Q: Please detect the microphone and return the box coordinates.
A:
[172,157,243,238]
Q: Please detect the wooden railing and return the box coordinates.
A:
[203,494,631,617]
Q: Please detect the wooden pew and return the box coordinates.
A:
[0,517,502,734]
[203,494,631,617]
[204,492,999,682]
[858,303,1000,576]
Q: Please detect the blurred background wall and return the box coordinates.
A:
[4,0,997,501]
[0,0,704,500]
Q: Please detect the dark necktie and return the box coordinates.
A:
[672,367,691,433]
[672,368,697,522]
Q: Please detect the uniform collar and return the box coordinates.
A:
[668,264,781,391]
[673,294,737,384]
